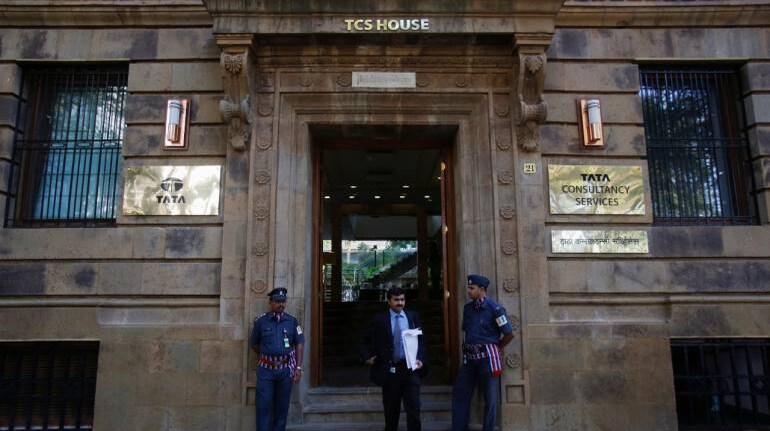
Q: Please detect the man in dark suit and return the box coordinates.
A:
[360,287,426,431]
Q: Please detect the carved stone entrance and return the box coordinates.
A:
[207,2,560,427]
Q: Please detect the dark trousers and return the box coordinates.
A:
[451,358,499,431]
[382,362,422,431]
[256,367,293,431]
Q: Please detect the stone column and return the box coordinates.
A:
[509,33,552,431]
[215,36,255,418]
[0,63,22,227]
[742,62,770,224]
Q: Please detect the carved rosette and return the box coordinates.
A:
[506,353,522,369]
[499,205,515,220]
[508,315,520,332]
[256,139,272,150]
[254,204,269,220]
[217,39,255,152]
[254,170,271,185]
[336,73,352,87]
[497,171,513,185]
[253,243,268,256]
[502,240,516,255]
[258,101,273,117]
[494,102,510,118]
[250,280,267,294]
[503,279,519,293]
[496,137,512,151]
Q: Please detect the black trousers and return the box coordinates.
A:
[382,361,422,431]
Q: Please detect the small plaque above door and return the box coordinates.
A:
[351,72,416,88]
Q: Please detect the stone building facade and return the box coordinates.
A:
[1,1,769,430]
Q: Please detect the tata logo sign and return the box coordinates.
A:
[344,18,430,32]
[157,177,186,204]
[580,173,610,182]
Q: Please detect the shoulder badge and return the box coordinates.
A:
[495,314,508,327]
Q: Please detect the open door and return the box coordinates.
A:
[311,137,457,387]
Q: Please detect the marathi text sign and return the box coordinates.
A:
[352,72,416,88]
[548,164,645,215]
[122,165,221,216]
[551,230,649,254]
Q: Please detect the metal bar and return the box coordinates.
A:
[55,346,67,430]
[9,66,126,226]
[744,345,760,426]
[640,67,757,226]
[681,345,696,425]
[725,344,739,427]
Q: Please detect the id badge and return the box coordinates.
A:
[389,366,396,374]
[283,337,290,348]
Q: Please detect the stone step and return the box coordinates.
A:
[306,385,452,404]
[302,400,451,423]
[287,422,486,431]
[287,421,452,431]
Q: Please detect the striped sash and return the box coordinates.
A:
[485,343,503,377]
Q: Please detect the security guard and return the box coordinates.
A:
[451,274,514,431]
[249,287,305,431]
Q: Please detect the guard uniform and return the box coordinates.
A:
[452,275,513,431]
[249,289,304,431]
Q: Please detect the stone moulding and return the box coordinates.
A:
[0,3,212,27]
[558,2,770,27]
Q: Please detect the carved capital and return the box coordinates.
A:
[223,53,245,75]
[513,35,552,153]
[216,36,256,152]
[219,96,251,151]
[516,121,541,153]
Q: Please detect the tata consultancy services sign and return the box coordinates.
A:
[122,165,221,216]
[548,164,645,215]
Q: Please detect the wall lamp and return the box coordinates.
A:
[577,98,604,148]
[164,99,190,150]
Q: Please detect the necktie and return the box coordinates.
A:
[393,314,404,361]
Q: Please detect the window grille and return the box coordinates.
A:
[639,66,757,225]
[672,339,770,430]
[4,65,127,227]
[0,341,99,431]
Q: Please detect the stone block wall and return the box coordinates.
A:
[0,23,253,431]
[524,25,770,431]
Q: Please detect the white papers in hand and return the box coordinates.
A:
[401,328,423,370]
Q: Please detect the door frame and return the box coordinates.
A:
[310,139,458,386]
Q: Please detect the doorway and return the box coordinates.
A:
[311,126,457,387]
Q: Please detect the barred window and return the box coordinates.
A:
[0,341,99,431]
[5,65,127,227]
[640,66,758,225]
[672,339,770,430]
